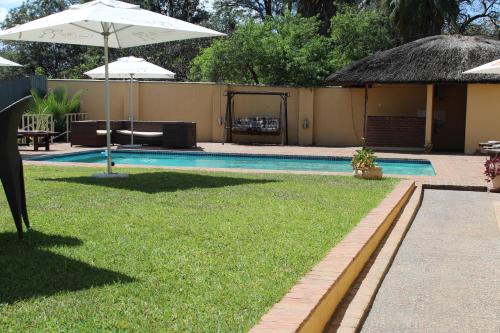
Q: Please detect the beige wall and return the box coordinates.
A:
[313,87,365,146]
[49,80,499,152]
[367,85,427,117]
[465,84,500,154]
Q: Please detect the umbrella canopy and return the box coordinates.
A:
[0,56,22,67]
[0,0,224,176]
[464,58,500,75]
[84,56,175,79]
[85,56,175,147]
[0,0,224,47]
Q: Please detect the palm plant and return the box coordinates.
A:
[29,86,83,132]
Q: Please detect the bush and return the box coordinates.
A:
[29,86,82,132]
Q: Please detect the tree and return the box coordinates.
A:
[382,0,460,42]
[329,6,392,70]
[213,0,293,20]
[189,14,333,86]
[454,0,499,35]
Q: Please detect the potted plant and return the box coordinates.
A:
[484,156,500,189]
[351,148,383,180]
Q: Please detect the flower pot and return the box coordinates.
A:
[354,166,383,180]
[492,176,500,189]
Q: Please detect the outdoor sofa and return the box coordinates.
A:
[71,120,196,148]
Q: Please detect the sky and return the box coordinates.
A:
[0,0,23,22]
[0,0,216,23]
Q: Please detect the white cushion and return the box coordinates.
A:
[116,129,162,138]
[96,130,107,135]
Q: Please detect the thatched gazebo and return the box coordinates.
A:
[327,35,500,152]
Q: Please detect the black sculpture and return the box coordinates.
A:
[0,96,33,239]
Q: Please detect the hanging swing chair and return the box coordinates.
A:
[223,90,290,145]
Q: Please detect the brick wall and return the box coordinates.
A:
[366,116,425,148]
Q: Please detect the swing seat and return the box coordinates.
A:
[232,117,281,135]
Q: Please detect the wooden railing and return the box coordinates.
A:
[20,114,54,132]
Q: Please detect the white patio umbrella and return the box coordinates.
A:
[85,56,175,147]
[0,0,224,177]
[0,56,22,67]
[464,58,500,74]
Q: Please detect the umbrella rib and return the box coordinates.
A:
[111,23,122,49]
[70,23,103,35]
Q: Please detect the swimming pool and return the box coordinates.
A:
[29,151,436,176]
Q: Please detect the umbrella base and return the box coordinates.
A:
[92,172,129,179]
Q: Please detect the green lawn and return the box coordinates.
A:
[0,166,398,332]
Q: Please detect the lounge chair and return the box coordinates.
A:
[0,96,33,239]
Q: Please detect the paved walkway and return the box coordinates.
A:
[361,190,500,332]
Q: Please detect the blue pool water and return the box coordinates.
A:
[31,151,436,176]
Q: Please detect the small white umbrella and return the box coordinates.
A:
[85,56,175,147]
[0,0,224,177]
[464,58,500,74]
[0,56,22,67]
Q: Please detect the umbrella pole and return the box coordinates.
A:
[130,75,134,146]
[104,32,112,174]
[93,25,127,179]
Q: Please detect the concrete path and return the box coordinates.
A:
[362,190,500,332]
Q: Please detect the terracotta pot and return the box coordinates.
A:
[492,176,500,189]
[354,166,383,180]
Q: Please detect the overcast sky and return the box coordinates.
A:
[0,0,216,23]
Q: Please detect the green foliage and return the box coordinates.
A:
[0,166,398,332]
[382,0,459,41]
[351,148,377,170]
[190,6,392,86]
[329,6,392,70]
[190,14,333,86]
[29,86,82,132]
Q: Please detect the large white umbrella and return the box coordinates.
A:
[0,56,22,67]
[0,0,224,177]
[85,56,175,147]
[464,58,500,74]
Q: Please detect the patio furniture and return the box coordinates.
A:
[71,120,196,148]
[224,91,289,145]
[162,122,196,148]
[0,96,33,239]
[17,130,59,151]
[71,120,121,147]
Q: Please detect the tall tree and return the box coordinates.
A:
[189,14,333,86]
[297,0,337,35]
[454,0,499,35]
[213,0,293,19]
[381,0,460,41]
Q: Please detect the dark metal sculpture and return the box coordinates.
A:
[0,96,33,239]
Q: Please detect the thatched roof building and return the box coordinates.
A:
[327,35,500,86]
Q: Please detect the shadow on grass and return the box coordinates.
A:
[40,171,278,194]
[0,230,134,304]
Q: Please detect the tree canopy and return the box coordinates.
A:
[0,0,497,85]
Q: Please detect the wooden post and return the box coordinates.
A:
[363,85,369,147]
[425,84,434,147]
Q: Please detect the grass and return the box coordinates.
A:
[0,166,398,332]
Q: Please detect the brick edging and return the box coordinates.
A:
[249,180,415,333]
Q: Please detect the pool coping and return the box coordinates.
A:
[248,180,415,333]
[23,149,436,177]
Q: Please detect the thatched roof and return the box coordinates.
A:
[327,35,500,86]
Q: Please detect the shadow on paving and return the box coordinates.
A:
[39,171,279,194]
[0,230,134,304]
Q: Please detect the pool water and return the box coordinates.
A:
[31,151,436,176]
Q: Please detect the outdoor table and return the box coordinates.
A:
[17,130,58,151]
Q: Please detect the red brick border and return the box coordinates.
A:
[249,180,415,333]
